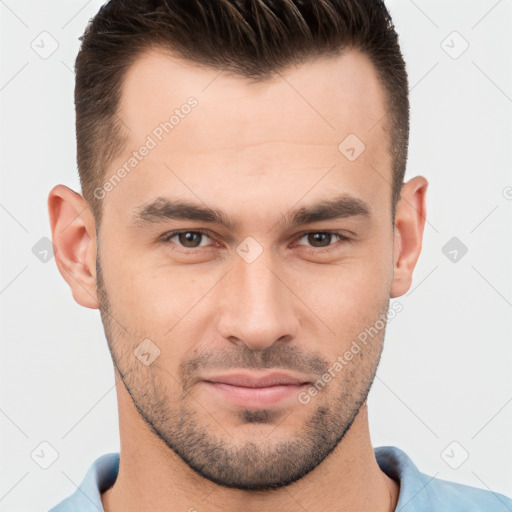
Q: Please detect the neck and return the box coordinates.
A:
[101,388,399,512]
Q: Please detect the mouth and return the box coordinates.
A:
[201,371,312,409]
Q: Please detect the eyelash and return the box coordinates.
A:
[159,229,352,254]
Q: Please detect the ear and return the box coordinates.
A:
[390,176,428,298]
[48,185,99,309]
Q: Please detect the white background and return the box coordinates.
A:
[1,0,511,510]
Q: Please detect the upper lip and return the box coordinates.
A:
[203,371,311,388]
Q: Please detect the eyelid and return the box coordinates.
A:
[292,229,353,242]
[291,230,353,252]
[160,228,353,252]
[159,228,215,245]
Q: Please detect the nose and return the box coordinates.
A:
[216,252,299,351]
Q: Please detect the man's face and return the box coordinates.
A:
[97,48,395,490]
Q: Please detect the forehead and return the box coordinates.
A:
[119,47,388,146]
[106,48,391,223]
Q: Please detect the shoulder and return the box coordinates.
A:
[425,474,512,510]
[47,452,120,512]
[375,445,512,511]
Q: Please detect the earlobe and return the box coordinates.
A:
[390,176,428,298]
[48,184,99,309]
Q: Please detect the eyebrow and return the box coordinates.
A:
[131,193,371,231]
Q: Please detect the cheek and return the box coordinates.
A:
[118,273,194,331]
[297,246,393,345]
[104,257,221,361]
[98,242,176,334]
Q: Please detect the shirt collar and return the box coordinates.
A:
[53,446,429,511]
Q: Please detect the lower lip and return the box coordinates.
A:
[202,381,307,408]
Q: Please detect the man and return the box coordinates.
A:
[47,1,512,511]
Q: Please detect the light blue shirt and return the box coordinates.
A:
[48,445,512,511]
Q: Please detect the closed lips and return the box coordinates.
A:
[203,373,310,388]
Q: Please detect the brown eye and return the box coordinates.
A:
[296,232,350,249]
[162,230,212,248]
[306,233,334,248]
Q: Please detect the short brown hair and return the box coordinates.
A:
[75,0,409,226]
